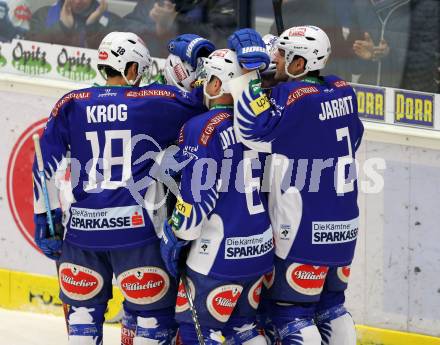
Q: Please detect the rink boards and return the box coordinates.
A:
[1,268,440,345]
[1,70,440,343]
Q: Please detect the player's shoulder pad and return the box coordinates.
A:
[198,109,233,147]
[323,75,352,89]
[51,87,93,117]
[181,109,233,148]
[282,80,321,108]
[123,83,179,100]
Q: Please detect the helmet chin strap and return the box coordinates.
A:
[203,83,224,109]
[123,73,143,86]
[285,65,308,80]
[99,68,108,82]
[284,51,309,80]
[122,64,145,86]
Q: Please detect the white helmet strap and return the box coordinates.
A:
[101,62,144,86]
[203,81,224,109]
[284,51,309,80]
[123,62,144,86]
[122,74,135,86]
[285,64,309,80]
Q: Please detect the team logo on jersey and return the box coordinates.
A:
[117,267,170,304]
[248,278,263,310]
[59,263,104,301]
[337,266,351,284]
[175,277,195,313]
[286,263,328,296]
[263,268,275,289]
[207,284,243,322]
[7,119,47,253]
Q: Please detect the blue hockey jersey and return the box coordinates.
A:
[170,107,274,279]
[33,84,206,250]
[231,73,364,266]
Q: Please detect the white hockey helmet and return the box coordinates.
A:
[203,49,241,104]
[163,54,198,91]
[97,31,152,85]
[262,34,278,75]
[277,25,331,79]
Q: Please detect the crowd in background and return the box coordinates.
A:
[0,0,438,93]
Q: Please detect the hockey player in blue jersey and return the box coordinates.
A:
[32,31,216,345]
[160,48,273,345]
[227,27,364,345]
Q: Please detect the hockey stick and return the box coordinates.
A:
[33,134,69,332]
[181,272,206,345]
[33,134,55,237]
[272,0,284,35]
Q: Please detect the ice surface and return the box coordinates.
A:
[0,308,120,345]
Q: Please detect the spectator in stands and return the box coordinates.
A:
[400,0,439,93]
[352,0,411,88]
[26,0,121,49]
[269,0,363,82]
[124,0,236,58]
[123,0,164,57]
[0,0,31,42]
[353,0,439,93]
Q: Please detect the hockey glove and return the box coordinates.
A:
[228,28,269,71]
[168,34,216,69]
[34,208,64,260]
[160,220,189,278]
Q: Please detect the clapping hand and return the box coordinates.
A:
[149,0,177,35]
[353,32,375,60]
[86,0,108,26]
[60,0,108,28]
[353,32,390,61]
[60,0,74,28]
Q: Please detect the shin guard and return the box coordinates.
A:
[315,305,356,345]
[67,305,106,345]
